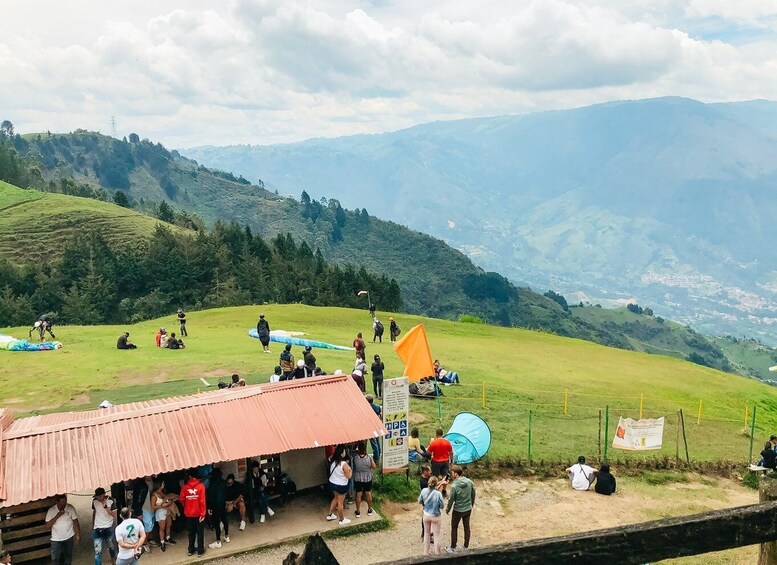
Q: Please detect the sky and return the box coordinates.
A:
[2,0,777,147]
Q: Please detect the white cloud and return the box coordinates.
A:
[0,0,776,146]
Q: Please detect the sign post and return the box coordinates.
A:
[382,377,410,473]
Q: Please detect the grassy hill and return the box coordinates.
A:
[5,133,627,343]
[0,180,187,262]
[2,304,775,463]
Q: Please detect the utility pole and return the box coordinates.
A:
[110,115,117,138]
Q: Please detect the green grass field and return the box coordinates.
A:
[0,181,186,263]
[2,304,776,464]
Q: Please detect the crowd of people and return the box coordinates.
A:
[44,463,278,564]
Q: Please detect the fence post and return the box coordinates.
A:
[482,382,486,409]
[528,410,533,463]
[680,409,690,465]
[598,409,602,460]
[564,389,569,416]
[603,405,609,461]
[746,406,749,430]
[750,405,758,463]
[640,394,644,420]
[697,399,702,424]
[675,411,680,463]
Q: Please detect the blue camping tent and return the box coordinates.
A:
[445,412,492,464]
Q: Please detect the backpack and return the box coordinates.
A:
[375,321,384,333]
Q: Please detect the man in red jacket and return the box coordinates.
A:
[182,468,207,557]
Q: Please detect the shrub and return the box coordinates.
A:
[458,314,485,324]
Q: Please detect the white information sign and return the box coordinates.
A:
[612,416,665,451]
[382,377,409,471]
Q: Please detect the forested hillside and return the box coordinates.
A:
[0,126,626,342]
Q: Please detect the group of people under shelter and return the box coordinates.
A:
[45,462,277,564]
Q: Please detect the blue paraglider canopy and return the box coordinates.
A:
[445,412,492,464]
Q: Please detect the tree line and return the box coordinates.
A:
[0,223,402,327]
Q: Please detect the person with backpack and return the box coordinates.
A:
[303,346,317,372]
[372,318,384,343]
[353,332,366,359]
[279,345,295,380]
[256,314,271,353]
[389,317,400,343]
[565,455,597,491]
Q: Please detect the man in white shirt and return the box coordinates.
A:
[45,495,81,564]
[114,508,146,565]
[269,366,283,383]
[565,455,597,491]
[92,487,118,565]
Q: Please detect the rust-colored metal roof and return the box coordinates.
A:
[0,375,386,507]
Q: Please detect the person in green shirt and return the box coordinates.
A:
[445,465,475,553]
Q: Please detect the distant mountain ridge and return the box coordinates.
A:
[184,97,777,342]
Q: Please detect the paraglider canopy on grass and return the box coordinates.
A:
[445,412,492,464]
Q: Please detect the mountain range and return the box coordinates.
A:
[185,97,777,342]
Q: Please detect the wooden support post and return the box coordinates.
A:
[482,382,486,409]
[603,405,609,462]
[675,411,680,463]
[746,406,750,430]
[680,409,690,465]
[639,394,644,420]
[598,409,602,460]
[564,389,568,416]
[528,410,533,463]
[750,405,758,463]
[760,477,777,565]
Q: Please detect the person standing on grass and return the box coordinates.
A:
[256,314,271,353]
[181,468,207,557]
[445,465,475,554]
[45,495,80,565]
[207,469,229,550]
[177,308,188,337]
[419,476,445,556]
[304,346,317,373]
[389,317,400,343]
[114,508,145,565]
[353,332,366,359]
[279,345,295,380]
[353,442,376,518]
[371,354,385,398]
[326,445,353,526]
[427,428,454,478]
[372,318,384,343]
[92,487,118,565]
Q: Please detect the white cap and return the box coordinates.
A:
[98,400,114,409]
[334,369,344,376]
[297,359,305,367]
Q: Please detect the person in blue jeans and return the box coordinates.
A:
[92,488,118,565]
[366,395,382,463]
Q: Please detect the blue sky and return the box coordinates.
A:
[1,0,776,146]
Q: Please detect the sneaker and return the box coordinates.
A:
[445,547,457,553]
[197,551,205,557]
[367,508,374,516]
[142,545,152,555]
[209,541,222,549]
[239,520,246,531]
[187,551,194,557]
[325,513,338,521]
[267,508,275,517]
[260,514,266,523]
[161,541,166,553]
[354,510,361,518]
[148,540,159,547]
[338,518,351,526]
[224,536,231,543]
[166,538,176,545]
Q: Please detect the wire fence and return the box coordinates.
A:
[416,381,774,465]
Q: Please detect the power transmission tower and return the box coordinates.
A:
[110,115,117,138]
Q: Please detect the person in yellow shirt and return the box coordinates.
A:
[408,428,429,463]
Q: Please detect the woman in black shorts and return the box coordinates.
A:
[352,442,377,518]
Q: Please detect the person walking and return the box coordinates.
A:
[372,318,384,343]
[389,317,400,343]
[92,488,118,565]
[370,354,385,398]
[114,507,145,565]
[353,332,366,359]
[352,442,376,518]
[326,445,353,526]
[181,468,207,557]
[445,465,476,553]
[177,308,188,337]
[256,314,271,353]
[419,476,445,556]
[45,495,81,565]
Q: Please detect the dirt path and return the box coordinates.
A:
[211,475,758,564]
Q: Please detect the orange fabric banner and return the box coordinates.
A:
[393,323,434,382]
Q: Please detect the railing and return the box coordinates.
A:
[284,500,777,565]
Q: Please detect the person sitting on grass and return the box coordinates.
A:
[225,474,248,532]
[594,464,616,496]
[117,332,137,350]
[565,456,597,491]
[270,366,283,383]
[292,359,311,379]
[167,332,185,349]
[762,442,777,470]
[408,427,430,463]
[433,360,460,385]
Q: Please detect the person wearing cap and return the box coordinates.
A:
[269,366,283,383]
[370,354,385,399]
[389,317,400,343]
[279,344,295,380]
[256,314,271,353]
[116,332,137,350]
[565,456,597,491]
[177,307,188,337]
[92,487,118,565]
[303,346,317,373]
[45,494,80,565]
[292,359,311,379]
